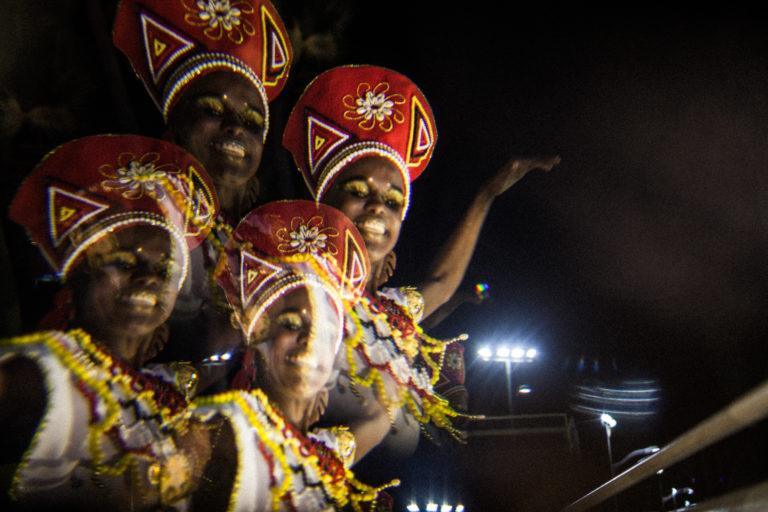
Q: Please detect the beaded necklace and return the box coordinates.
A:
[4,329,194,506]
[75,329,188,416]
[193,389,393,512]
[343,291,467,438]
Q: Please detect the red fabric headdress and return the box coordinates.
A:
[113,0,292,138]
[9,134,218,288]
[282,65,438,218]
[215,200,370,339]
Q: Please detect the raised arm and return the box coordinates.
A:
[417,156,560,318]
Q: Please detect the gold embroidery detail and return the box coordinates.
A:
[275,216,339,255]
[343,82,406,132]
[99,152,180,200]
[153,38,167,57]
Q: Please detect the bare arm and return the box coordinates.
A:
[417,156,560,318]
[420,282,485,330]
[346,403,392,465]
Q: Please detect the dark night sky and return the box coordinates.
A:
[2,3,768,509]
[335,7,768,420]
[336,8,768,505]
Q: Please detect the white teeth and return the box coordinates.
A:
[357,218,386,235]
[286,353,317,369]
[218,141,246,158]
[126,291,157,308]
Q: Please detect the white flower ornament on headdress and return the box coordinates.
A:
[343,82,405,132]
[100,152,179,200]
[276,216,339,255]
[183,0,255,44]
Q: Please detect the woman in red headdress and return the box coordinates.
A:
[283,65,560,458]
[0,135,218,510]
[113,0,296,372]
[187,200,392,511]
[114,0,293,222]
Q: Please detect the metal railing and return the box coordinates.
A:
[562,378,768,512]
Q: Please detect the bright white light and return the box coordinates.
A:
[496,345,510,358]
[511,346,525,359]
[221,352,232,361]
[455,506,465,512]
[209,354,220,362]
[407,504,420,512]
[441,505,453,512]
[526,348,537,359]
[478,346,492,360]
[600,413,617,428]
[426,503,438,512]
[518,385,532,395]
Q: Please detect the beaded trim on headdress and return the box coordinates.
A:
[314,141,412,219]
[282,65,437,221]
[59,211,190,290]
[216,200,371,343]
[238,257,345,349]
[9,135,218,290]
[113,0,293,140]
[161,52,270,140]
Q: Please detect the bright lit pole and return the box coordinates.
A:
[599,413,618,511]
[477,344,537,415]
[600,413,617,477]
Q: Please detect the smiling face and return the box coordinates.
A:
[321,156,405,265]
[71,225,183,340]
[168,71,266,191]
[256,286,341,402]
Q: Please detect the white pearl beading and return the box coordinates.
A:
[314,141,411,220]
[162,52,270,142]
[59,212,190,291]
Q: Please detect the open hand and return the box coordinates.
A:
[483,155,561,198]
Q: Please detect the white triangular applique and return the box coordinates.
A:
[261,6,289,86]
[48,186,110,247]
[240,250,282,306]
[306,114,350,174]
[182,165,215,237]
[406,96,435,168]
[343,230,366,292]
[416,118,432,152]
[140,12,195,84]
[270,31,286,69]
